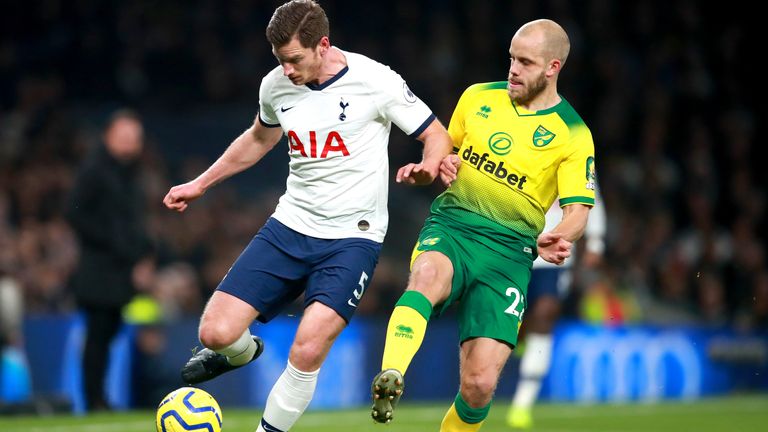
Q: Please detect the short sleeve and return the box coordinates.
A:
[558,127,596,207]
[258,74,280,128]
[376,67,434,138]
[447,86,474,153]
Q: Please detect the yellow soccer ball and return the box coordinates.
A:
[156,387,223,432]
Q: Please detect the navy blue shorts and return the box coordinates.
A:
[526,267,567,306]
[217,218,382,323]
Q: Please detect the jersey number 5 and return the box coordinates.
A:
[352,272,369,301]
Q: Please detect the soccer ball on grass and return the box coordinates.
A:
[156,387,223,432]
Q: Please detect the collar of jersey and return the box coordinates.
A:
[512,95,566,116]
[305,66,349,91]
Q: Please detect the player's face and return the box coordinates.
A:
[273,36,325,86]
[507,35,550,105]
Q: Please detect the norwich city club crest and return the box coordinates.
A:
[532,125,555,147]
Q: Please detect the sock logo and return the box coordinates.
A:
[394,324,414,339]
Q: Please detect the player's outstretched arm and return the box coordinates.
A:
[396,118,453,185]
[163,118,283,212]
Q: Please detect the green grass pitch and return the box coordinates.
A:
[2,395,766,431]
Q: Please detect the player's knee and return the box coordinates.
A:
[460,372,497,406]
[408,259,449,301]
[289,338,325,370]
[198,319,239,350]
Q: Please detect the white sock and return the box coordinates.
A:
[512,333,553,410]
[255,361,319,432]
[214,329,258,366]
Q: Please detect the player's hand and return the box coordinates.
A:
[536,231,572,265]
[396,161,439,185]
[439,154,461,187]
[163,181,205,212]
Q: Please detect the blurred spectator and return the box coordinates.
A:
[66,109,153,412]
[580,273,640,326]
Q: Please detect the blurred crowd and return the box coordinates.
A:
[1,0,765,333]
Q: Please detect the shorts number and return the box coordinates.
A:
[504,286,524,317]
[352,271,369,300]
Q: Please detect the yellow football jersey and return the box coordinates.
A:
[431,81,596,244]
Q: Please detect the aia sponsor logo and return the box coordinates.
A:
[287,130,350,158]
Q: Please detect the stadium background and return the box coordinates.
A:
[1,0,766,423]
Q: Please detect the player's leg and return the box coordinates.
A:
[441,337,512,431]
[181,290,263,384]
[258,236,380,432]
[444,247,531,431]
[381,250,453,373]
[372,250,454,423]
[256,302,346,432]
[508,269,563,429]
[182,219,309,384]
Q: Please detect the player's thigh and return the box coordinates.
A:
[408,251,453,306]
[409,224,466,312]
[199,291,260,347]
[457,255,532,348]
[304,238,382,322]
[218,219,310,323]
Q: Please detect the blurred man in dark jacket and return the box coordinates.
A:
[67,109,152,411]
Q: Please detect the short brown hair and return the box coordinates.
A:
[266,0,329,49]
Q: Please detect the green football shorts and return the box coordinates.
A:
[410,216,535,347]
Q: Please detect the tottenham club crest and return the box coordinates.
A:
[339,98,349,121]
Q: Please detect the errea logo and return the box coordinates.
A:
[476,105,492,119]
[394,324,414,339]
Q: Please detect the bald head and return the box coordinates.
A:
[515,19,570,66]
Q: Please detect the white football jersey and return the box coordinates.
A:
[258,48,434,242]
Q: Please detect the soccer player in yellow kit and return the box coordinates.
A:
[370,19,596,431]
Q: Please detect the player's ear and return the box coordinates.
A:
[318,36,331,55]
[546,59,562,77]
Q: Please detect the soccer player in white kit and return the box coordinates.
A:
[507,188,606,429]
[162,1,453,431]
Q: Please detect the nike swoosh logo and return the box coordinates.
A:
[261,419,283,432]
[347,299,358,308]
[280,106,294,112]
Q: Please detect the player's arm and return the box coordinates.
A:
[551,203,591,242]
[396,119,453,185]
[163,118,283,212]
[537,204,591,265]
